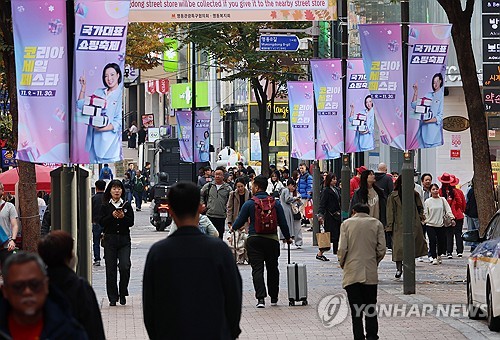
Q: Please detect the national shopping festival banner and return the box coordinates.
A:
[359,23,405,150]
[310,59,343,160]
[345,58,373,153]
[193,110,211,163]
[406,24,452,150]
[176,110,193,163]
[11,0,69,163]
[287,81,315,160]
[71,0,130,164]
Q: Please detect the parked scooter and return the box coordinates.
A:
[149,172,171,232]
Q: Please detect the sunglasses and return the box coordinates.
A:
[6,279,45,295]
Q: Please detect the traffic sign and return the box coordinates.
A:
[259,35,300,52]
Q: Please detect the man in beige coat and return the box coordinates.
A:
[338,203,386,340]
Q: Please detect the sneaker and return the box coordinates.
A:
[93,260,100,266]
[387,248,393,253]
[295,245,302,249]
[417,257,424,262]
[281,243,286,249]
[432,259,439,265]
[271,298,278,306]
[395,270,402,278]
[428,256,433,263]
[316,255,330,262]
[437,256,442,264]
[136,208,141,212]
[457,253,463,258]
[256,299,265,308]
[447,254,453,259]
[291,244,299,250]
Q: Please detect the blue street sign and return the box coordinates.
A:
[259,35,300,52]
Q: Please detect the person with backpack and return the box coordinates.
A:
[297,162,313,228]
[132,169,146,211]
[99,163,114,182]
[231,175,292,308]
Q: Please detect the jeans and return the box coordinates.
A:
[125,191,133,205]
[246,236,280,300]
[446,218,464,255]
[208,216,226,239]
[426,226,446,259]
[103,234,131,303]
[92,223,102,261]
[345,283,379,340]
[133,192,142,209]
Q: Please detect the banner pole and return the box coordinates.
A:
[191,40,197,182]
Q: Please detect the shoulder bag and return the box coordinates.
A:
[442,197,454,227]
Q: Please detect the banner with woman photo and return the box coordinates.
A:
[71,1,130,164]
[406,24,452,150]
[310,59,343,160]
[359,24,405,150]
[176,110,193,163]
[11,0,69,163]
[287,81,315,160]
[345,59,373,153]
[194,110,211,162]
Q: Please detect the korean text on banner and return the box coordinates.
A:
[194,110,211,163]
[288,81,315,160]
[71,1,130,164]
[311,59,343,160]
[345,59,373,153]
[359,24,405,150]
[177,110,193,163]
[406,24,452,150]
[11,0,69,163]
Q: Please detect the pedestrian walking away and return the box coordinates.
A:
[38,231,105,340]
[317,173,341,261]
[439,173,465,258]
[99,163,114,181]
[0,182,19,271]
[201,167,232,238]
[279,179,303,250]
[99,179,134,306]
[132,170,146,211]
[91,180,106,266]
[143,181,242,340]
[338,203,386,340]
[464,178,479,252]
[122,172,134,206]
[297,162,313,228]
[231,175,292,308]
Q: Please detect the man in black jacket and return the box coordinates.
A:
[91,180,106,266]
[374,162,394,198]
[143,182,242,340]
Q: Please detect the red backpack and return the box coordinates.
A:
[251,196,278,234]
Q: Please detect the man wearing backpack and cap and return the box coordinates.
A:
[231,175,292,308]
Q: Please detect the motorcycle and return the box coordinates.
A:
[150,197,172,232]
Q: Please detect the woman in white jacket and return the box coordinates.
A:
[168,214,219,237]
[424,183,455,265]
[267,171,285,199]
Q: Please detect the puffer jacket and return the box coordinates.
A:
[297,172,313,199]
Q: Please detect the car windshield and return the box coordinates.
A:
[486,214,500,240]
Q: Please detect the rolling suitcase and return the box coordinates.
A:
[287,243,308,306]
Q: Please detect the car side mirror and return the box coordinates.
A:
[462,229,480,243]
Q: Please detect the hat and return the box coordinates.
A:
[438,172,453,184]
[449,175,460,187]
[356,166,368,174]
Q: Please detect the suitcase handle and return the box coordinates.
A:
[288,242,290,264]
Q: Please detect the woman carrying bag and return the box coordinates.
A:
[227,177,251,264]
[317,173,341,261]
[280,179,303,249]
[267,170,285,199]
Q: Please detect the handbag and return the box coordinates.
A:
[304,200,313,219]
[441,197,454,227]
[316,231,331,251]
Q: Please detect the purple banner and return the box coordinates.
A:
[407,24,451,150]
[345,59,373,153]
[288,81,315,160]
[194,110,211,162]
[359,24,405,150]
[11,0,69,163]
[311,59,343,159]
[71,1,130,164]
[177,110,193,162]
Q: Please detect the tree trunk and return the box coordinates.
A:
[1,1,40,252]
[438,0,496,234]
[251,77,271,177]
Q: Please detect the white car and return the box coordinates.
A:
[464,211,500,331]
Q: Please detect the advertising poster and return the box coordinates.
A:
[345,59,373,153]
[1,150,17,168]
[287,81,315,160]
[176,110,193,162]
[194,110,211,162]
[406,24,452,150]
[142,114,154,127]
[71,0,130,164]
[359,24,405,150]
[11,0,69,163]
[250,132,262,161]
[311,59,343,159]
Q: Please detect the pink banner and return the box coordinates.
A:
[288,81,315,160]
[194,110,211,162]
[176,110,193,162]
[311,59,343,159]
[345,59,373,153]
[359,24,405,150]
[11,0,69,163]
[406,24,452,150]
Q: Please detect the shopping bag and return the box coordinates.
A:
[304,200,313,219]
[316,232,331,251]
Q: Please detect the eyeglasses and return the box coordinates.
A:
[6,279,45,295]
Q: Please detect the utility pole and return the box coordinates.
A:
[400,0,416,295]
[311,21,320,246]
[191,41,197,183]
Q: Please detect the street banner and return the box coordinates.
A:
[345,58,373,153]
[176,110,193,162]
[359,24,405,150]
[71,0,130,164]
[287,81,315,160]
[250,133,262,161]
[311,59,343,159]
[11,0,69,163]
[407,24,452,150]
[194,110,211,162]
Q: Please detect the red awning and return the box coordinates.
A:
[147,78,169,94]
[0,165,53,193]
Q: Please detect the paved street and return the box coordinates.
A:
[91,203,500,339]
